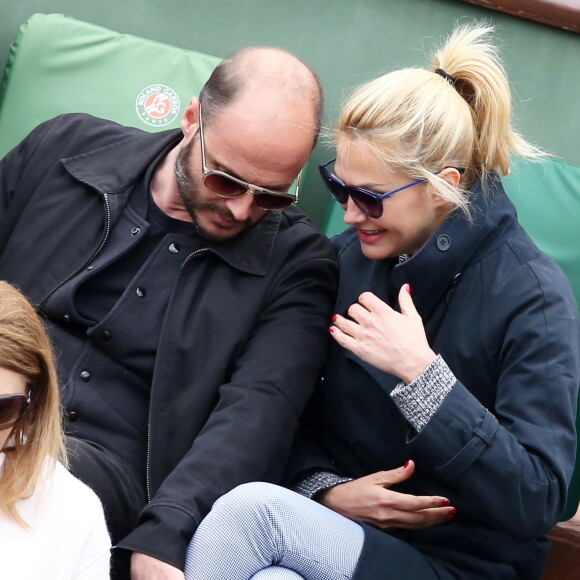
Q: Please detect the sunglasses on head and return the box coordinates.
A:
[198,103,300,211]
[319,158,465,219]
[0,393,30,429]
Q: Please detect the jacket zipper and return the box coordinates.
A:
[145,246,209,502]
[38,193,113,313]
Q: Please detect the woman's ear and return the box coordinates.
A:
[429,166,462,213]
[438,166,462,189]
[181,97,200,136]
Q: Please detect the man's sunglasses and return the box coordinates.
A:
[0,393,30,429]
[198,104,300,211]
[319,158,464,219]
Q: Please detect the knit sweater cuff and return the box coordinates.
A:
[293,471,353,499]
[390,355,456,432]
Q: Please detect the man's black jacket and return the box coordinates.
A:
[0,114,338,567]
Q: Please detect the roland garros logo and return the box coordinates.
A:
[136,84,180,127]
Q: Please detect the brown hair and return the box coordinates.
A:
[0,281,65,526]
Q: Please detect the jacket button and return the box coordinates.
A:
[136,287,146,298]
[131,227,141,236]
[80,370,91,382]
[63,314,71,322]
[168,243,180,254]
[68,411,78,422]
[101,330,112,341]
[437,234,451,251]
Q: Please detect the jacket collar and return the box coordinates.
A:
[336,176,519,322]
[61,126,281,276]
[395,175,518,321]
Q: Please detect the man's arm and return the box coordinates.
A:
[119,223,338,572]
[131,554,184,580]
[0,120,55,238]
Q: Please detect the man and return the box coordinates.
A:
[0,47,337,579]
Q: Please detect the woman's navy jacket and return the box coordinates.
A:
[291,177,580,579]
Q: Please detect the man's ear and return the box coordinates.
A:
[181,97,200,136]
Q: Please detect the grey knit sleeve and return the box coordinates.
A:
[292,471,353,499]
[390,355,456,432]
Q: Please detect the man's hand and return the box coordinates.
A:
[131,552,185,580]
[317,461,455,529]
[330,285,436,384]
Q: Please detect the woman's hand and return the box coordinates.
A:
[330,284,436,384]
[317,461,455,529]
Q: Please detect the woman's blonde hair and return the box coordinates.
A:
[336,23,543,216]
[0,281,65,526]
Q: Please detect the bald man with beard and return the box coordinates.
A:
[0,47,337,579]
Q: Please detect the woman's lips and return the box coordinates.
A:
[357,227,386,243]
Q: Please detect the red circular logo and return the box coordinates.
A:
[136,84,180,127]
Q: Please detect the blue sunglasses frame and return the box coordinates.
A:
[319,158,464,219]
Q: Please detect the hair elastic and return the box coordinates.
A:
[434,68,458,86]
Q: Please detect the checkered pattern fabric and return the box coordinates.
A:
[293,471,353,499]
[184,482,364,579]
[390,355,456,432]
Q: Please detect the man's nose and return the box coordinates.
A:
[225,190,256,221]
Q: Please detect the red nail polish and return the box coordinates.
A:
[331,315,337,322]
[440,498,450,507]
[406,283,412,294]
[445,507,456,520]
[329,326,334,333]
[403,460,410,468]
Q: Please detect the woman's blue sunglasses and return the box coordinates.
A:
[319,158,464,219]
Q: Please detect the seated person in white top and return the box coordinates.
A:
[0,280,111,580]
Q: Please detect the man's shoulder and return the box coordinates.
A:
[277,206,336,257]
[35,113,146,149]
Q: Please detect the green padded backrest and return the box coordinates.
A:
[0,13,302,195]
[0,13,221,158]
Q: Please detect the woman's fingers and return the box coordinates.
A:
[371,506,456,530]
[318,467,455,531]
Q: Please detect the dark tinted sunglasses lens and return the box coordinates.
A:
[320,169,348,204]
[204,173,246,197]
[254,193,293,210]
[351,191,382,218]
[0,397,25,427]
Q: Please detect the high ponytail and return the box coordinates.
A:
[336,22,543,216]
[432,23,542,176]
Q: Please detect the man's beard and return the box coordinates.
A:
[175,137,255,241]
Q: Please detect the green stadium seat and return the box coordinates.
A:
[0,12,221,158]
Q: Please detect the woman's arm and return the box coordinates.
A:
[331,270,580,538]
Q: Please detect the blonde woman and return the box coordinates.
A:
[183,24,580,580]
[0,281,110,579]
